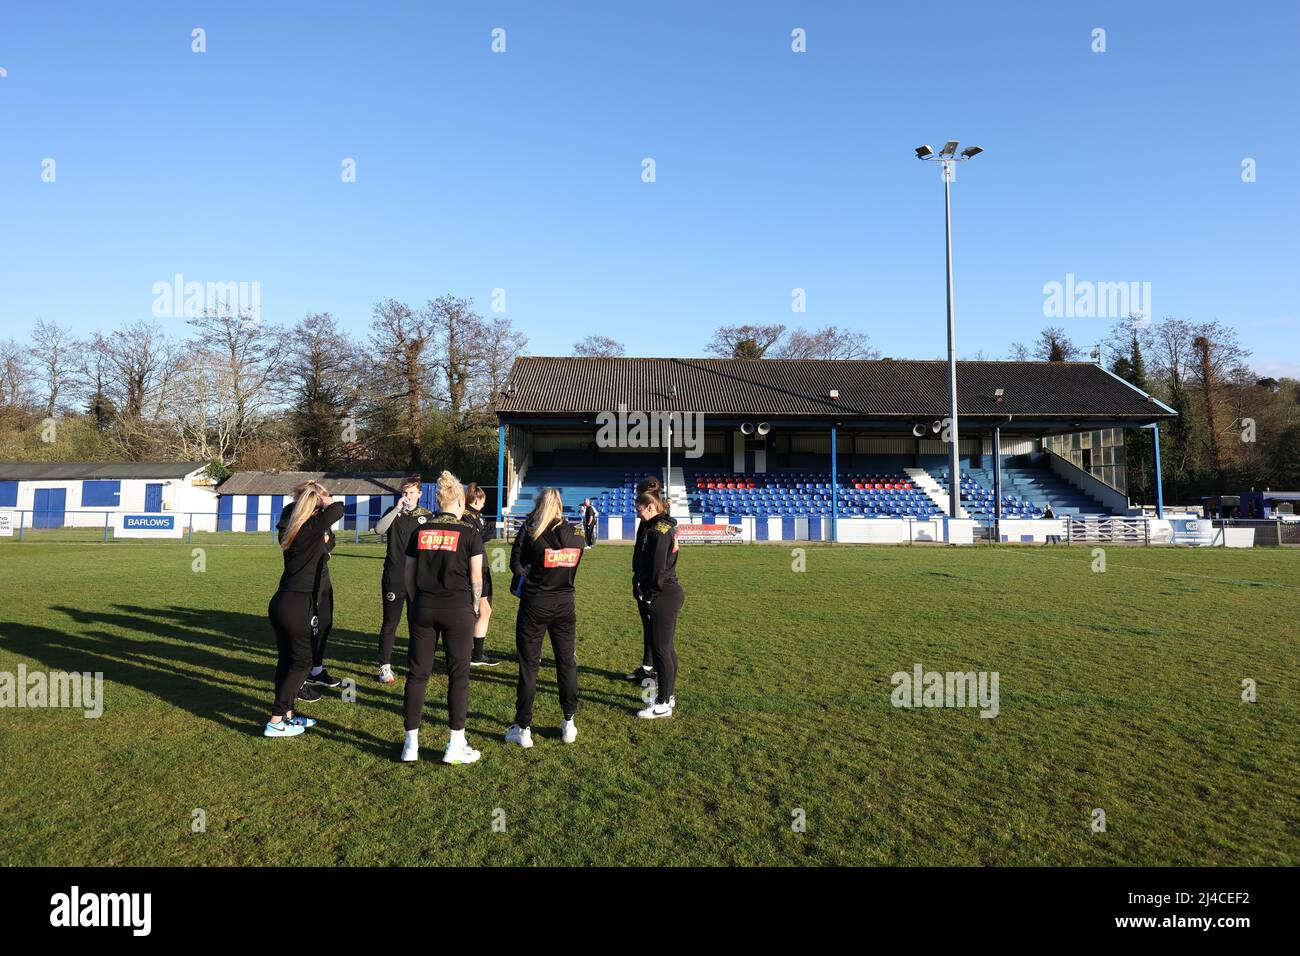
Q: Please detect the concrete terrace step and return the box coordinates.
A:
[664,466,691,518]
[968,467,1110,514]
[906,466,968,518]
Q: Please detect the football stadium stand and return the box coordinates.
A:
[693,471,942,519]
[492,356,1177,541]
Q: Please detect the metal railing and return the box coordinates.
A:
[1065,516,1150,544]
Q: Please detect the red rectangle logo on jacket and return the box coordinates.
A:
[543,547,582,568]
[417,528,461,551]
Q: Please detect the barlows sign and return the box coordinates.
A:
[115,514,183,539]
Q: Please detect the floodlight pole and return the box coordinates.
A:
[917,142,980,519]
[942,162,961,518]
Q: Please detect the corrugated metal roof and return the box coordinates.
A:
[217,471,410,497]
[495,357,1176,420]
[0,461,207,481]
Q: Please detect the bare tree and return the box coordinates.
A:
[1101,313,1153,370]
[89,320,182,458]
[1147,317,1198,494]
[572,334,625,358]
[1149,317,1196,389]
[284,313,358,469]
[1007,342,1031,361]
[479,316,528,405]
[0,337,34,410]
[74,345,117,432]
[774,326,879,360]
[170,348,226,462]
[29,318,74,418]
[425,295,486,432]
[186,306,286,461]
[368,298,438,471]
[705,324,786,359]
[1034,326,1080,362]
[1190,321,1251,476]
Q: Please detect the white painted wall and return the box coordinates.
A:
[996,518,1068,543]
[7,470,216,528]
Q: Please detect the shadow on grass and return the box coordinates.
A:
[0,604,481,759]
[0,601,643,752]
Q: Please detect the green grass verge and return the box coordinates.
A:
[0,538,1296,865]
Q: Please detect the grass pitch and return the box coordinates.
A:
[1,535,1296,866]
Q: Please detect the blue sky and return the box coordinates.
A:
[1,1,1296,376]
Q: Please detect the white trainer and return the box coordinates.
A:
[561,717,577,744]
[442,741,482,765]
[637,697,675,720]
[379,664,396,685]
[400,735,419,762]
[504,723,534,749]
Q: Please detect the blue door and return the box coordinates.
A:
[144,483,164,512]
[34,487,67,529]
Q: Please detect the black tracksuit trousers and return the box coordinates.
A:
[638,602,655,669]
[310,582,333,669]
[377,573,410,666]
[644,584,685,703]
[269,590,315,717]
[404,598,476,732]
[514,593,579,728]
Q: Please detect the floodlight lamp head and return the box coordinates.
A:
[961,146,983,158]
[915,145,934,159]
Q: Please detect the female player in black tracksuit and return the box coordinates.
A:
[265,482,343,737]
[505,487,585,748]
[633,490,684,719]
[625,475,664,683]
[276,488,341,699]
[401,471,484,765]
[373,477,433,684]
[461,483,498,667]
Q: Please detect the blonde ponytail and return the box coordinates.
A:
[281,480,327,550]
[529,487,563,539]
[434,470,464,511]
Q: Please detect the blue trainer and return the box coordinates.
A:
[264,720,306,738]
